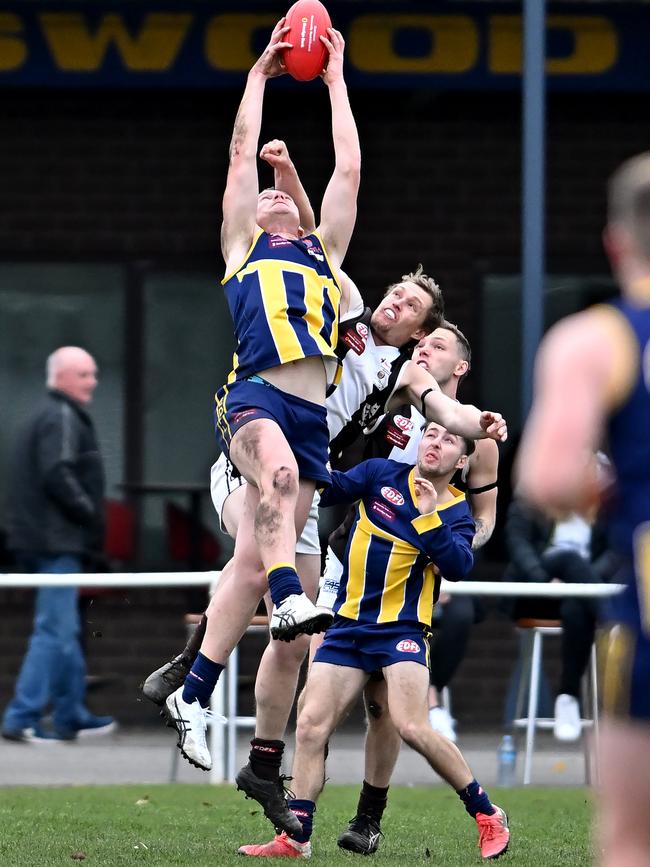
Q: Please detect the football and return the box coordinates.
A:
[282,0,332,82]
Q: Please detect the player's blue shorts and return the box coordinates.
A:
[214,375,330,486]
[313,615,430,673]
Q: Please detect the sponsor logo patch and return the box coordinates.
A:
[396,639,421,653]
[356,322,368,339]
[370,499,396,522]
[381,486,405,506]
[268,234,291,248]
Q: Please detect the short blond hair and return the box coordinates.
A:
[386,264,444,333]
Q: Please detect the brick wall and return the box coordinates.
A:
[0,88,644,727]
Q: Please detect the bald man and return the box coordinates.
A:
[1,347,115,743]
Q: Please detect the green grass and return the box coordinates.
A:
[0,784,593,866]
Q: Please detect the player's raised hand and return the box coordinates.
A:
[480,411,508,443]
[320,27,345,85]
[413,476,438,515]
[253,19,291,78]
[260,139,292,171]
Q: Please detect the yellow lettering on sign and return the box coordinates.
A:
[39,13,191,72]
[349,14,478,73]
[490,14,618,75]
[546,16,618,74]
[0,14,26,70]
[205,14,276,71]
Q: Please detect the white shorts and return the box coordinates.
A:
[210,454,321,556]
[316,546,344,611]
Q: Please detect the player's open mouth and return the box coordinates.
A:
[416,359,429,368]
[384,308,396,320]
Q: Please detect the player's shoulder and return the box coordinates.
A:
[541,303,640,408]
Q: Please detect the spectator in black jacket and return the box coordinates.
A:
[504,492,618,742]
[1,346,115,743]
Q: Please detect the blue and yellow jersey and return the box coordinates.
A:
[222,229,341,388]
[602,299,650,634]
[319,459,475,627]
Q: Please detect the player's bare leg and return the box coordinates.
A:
[383,662,509,859]
[230,418,331,641]
[337,678,402,855]
[598,719,650,867]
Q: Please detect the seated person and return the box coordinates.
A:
[504,493,618,741]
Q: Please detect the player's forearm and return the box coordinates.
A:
[422,391,485,439]
[274,161,316,233]
[228,71,266,164]
[327,80,361,177]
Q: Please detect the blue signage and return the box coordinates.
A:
[1,2,648,90]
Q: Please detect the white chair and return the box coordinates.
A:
[512,618,599,785]
[169,614,269,783]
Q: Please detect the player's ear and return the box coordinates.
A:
[455,359,469,378]
[456,453,469,472]
[410,326,427,342]
[298,225,305,238]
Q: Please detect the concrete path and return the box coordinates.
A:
[0,728,594,788]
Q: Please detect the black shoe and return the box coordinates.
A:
[141,654,192,706]
[338,814,383,855]
[235,763,302,837]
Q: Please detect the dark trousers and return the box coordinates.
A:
[515,549,599,698]
[429,595,476,692]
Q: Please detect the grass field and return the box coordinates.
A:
[0,784,594,866]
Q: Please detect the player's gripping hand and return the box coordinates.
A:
[414,476,438,515]
[260,139,292,171]
[480,411,508,443]
[320,28,345,85]
[253,19,292,79]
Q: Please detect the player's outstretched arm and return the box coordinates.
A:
[392,361,508,442]
[317,28,361,270]
[221,19,292,268]
[260,139,317,235]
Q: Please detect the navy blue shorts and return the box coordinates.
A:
[313,616,430,673]
[214,376,331,485]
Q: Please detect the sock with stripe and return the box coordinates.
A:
[457,779,495,818]
[249,738,284,781]
[267,563,303,607]
[182,651,224,707]
[287,799,315,844]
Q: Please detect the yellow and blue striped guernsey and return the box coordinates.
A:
[222,229,342,388]
[319,459,476,627]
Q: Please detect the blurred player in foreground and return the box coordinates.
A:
[517,152,650,867]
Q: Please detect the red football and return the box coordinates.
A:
[282,0,332,82]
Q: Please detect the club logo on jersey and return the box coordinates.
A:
[360,402,382,428]
[306,246,324,262]
[396,639,420,653]
[394,415,414,432]
[381,486,405,506]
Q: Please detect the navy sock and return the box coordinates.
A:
[267,563,303,607]
[288,799,315,844]
[457,779,495,818]
[182,652,224,707]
